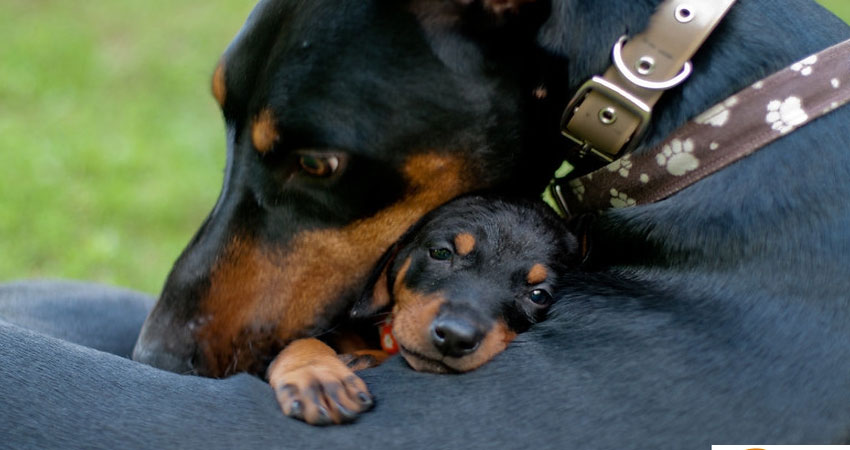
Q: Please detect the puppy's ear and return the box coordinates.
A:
[351,242,401,319]
[352,208,435,318]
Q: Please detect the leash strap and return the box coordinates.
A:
[561,0,737,162]
[555,38,850,215]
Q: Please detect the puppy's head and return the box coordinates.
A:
[353,195,579,373]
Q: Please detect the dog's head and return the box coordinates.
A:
[132,0,568,377]
[353,195,579,373]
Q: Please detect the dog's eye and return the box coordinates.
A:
[429,247,453,261]
[298,154,339,177]
[528,289,553,306]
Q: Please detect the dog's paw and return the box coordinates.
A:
[338,349,389,371]
[267,339,374,426]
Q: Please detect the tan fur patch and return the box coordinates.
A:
[391,287,445,372]
[446,321,516,372]
[267,338,338,377]
[251,108,279,153]
[454,233,475,256]
[394,282,517,373]
[212,61,227,107]
[483,0,536,14]
[391,251,517,373]
[392,257,413,299]
[267,337,371,425]
[533,85,548,100]
[197,154,473,376]
[343,349,391,370]
[527,263,547,285]
[368,267,392,313]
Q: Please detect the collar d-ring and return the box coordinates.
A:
[611,36,693,91]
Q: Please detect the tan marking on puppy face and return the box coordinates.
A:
[212,61,227,107]
[390,255,516,374]
[445,321,516,372]
[393,281,517,373]
[392,290,447,373]
[197,154,474,377]
[454,232,475,256]
[527,263,547,285]
[392,257,412,299]
[368,267,392,312]
[251,108,279,153]
[386,256,448,372]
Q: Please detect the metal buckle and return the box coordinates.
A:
[548,182,571,217]
[560,75,652,162]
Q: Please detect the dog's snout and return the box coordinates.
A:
[430,316,484,357]
[132,313,196,374]
[132,341,194,374]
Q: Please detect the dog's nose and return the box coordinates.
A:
[132,313,196,374]
[430,316,484,357]
[132,341,194,374]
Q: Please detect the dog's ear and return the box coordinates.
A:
[351,242,401,319]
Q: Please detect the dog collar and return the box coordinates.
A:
[560,0,737,164]
[379,314,399,355]
[555,38,850,215]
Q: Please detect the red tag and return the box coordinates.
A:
[379,314,399,355]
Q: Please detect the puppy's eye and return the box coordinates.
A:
[298,154,339,177]
[528,289,553,306]
[429,247,453,261]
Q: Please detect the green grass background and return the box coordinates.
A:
[2,1,849,294]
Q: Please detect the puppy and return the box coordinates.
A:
[269,194,580,425]
[352,194,581,374]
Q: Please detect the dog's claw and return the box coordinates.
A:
[315,406,332,426]
[289,400,304,420]
[357,392,373,407]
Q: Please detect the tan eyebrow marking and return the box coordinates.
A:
[251,108,279,153]
[454,233,476,256]
[527,264,547,285]
[212,60,227,107]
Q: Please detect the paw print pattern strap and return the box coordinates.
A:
[555,38,850,215]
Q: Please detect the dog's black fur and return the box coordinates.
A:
[3,0,850,447]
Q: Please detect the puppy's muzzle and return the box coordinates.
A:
[430,313,486,358]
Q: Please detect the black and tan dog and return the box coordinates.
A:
[132,0,561,381]
[359,195,577,375]
[106,0,850,444]
[267,195,578,424]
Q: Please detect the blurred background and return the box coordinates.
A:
[1,1,849,295]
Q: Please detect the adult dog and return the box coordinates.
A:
[132,0,562,379]
[3,0,850,447]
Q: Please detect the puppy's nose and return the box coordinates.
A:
[430,316,484,357]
